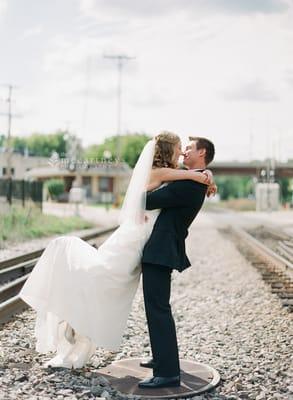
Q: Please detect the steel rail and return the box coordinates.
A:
[0,259,38,285]
[0,296,28,325]
[232,226,293,273]
[0,225,117,325]
[230,226,293,309]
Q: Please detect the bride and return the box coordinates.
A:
[19,131,214,369]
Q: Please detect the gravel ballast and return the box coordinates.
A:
[0,213,292,400]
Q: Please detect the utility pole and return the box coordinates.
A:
[0,84,19,179]
[103,54,135,161]
[249,116,254,161]
[82,56,92,137]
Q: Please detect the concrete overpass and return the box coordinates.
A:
[209,161,293,178]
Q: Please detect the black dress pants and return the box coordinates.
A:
[142,262,180,377]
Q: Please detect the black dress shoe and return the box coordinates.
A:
[139,358,156,369]
[138,375,180,389]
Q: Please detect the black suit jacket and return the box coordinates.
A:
[142,180,207,272]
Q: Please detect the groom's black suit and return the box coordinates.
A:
[141,179,207,377]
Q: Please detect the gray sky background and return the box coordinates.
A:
[0,0,292,161]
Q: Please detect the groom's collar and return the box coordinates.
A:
[179,166,205,172]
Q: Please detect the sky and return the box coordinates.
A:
[0,0,292,162]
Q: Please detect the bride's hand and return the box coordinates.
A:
[203,170,217,197]
[202,169,214,185]
[207,183,217,197]
[193,171,212,185]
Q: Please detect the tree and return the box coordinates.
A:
[215,176,254,200]
[123,134,152,167]
[10,136,27,153]
[26,131,67,157]
[5,131,68,157]
[0,134,5,147]
[278,177,292,203]
[84,133,151,168]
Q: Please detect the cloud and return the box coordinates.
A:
[20,25,43,40]
[0,0,7,17]
[75,86,117,100]
[284,69,293,87]
[79,0,289,19]
[223,80,279,102]
[200,0,289,15]
[42,32,139,95]
[130,92,168,108]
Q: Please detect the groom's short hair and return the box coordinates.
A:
[188,136,215,165]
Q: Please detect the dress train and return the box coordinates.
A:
[20,211,159,368]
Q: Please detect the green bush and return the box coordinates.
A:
[45,179,65,199]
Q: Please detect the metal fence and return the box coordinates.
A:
[0,179,43,209]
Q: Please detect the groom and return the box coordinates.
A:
[138,136,215,389]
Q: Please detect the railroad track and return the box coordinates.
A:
[0,226,117,325]
[227,226,293,312]
[260,225,293,263]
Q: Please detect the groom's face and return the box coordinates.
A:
[183,141,199,167]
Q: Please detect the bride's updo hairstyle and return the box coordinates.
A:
[152,131,180,169]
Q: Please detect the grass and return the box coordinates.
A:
[0,204,95,247]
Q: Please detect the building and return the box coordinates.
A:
[0,149,132,203]
[24,159,132,203]
[0,149,48,179]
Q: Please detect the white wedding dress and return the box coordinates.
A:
[19,211,159,368]
[19,139,160,368]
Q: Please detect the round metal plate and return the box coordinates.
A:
[97,358,220,399]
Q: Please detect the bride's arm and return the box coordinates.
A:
[146,168,212,191]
